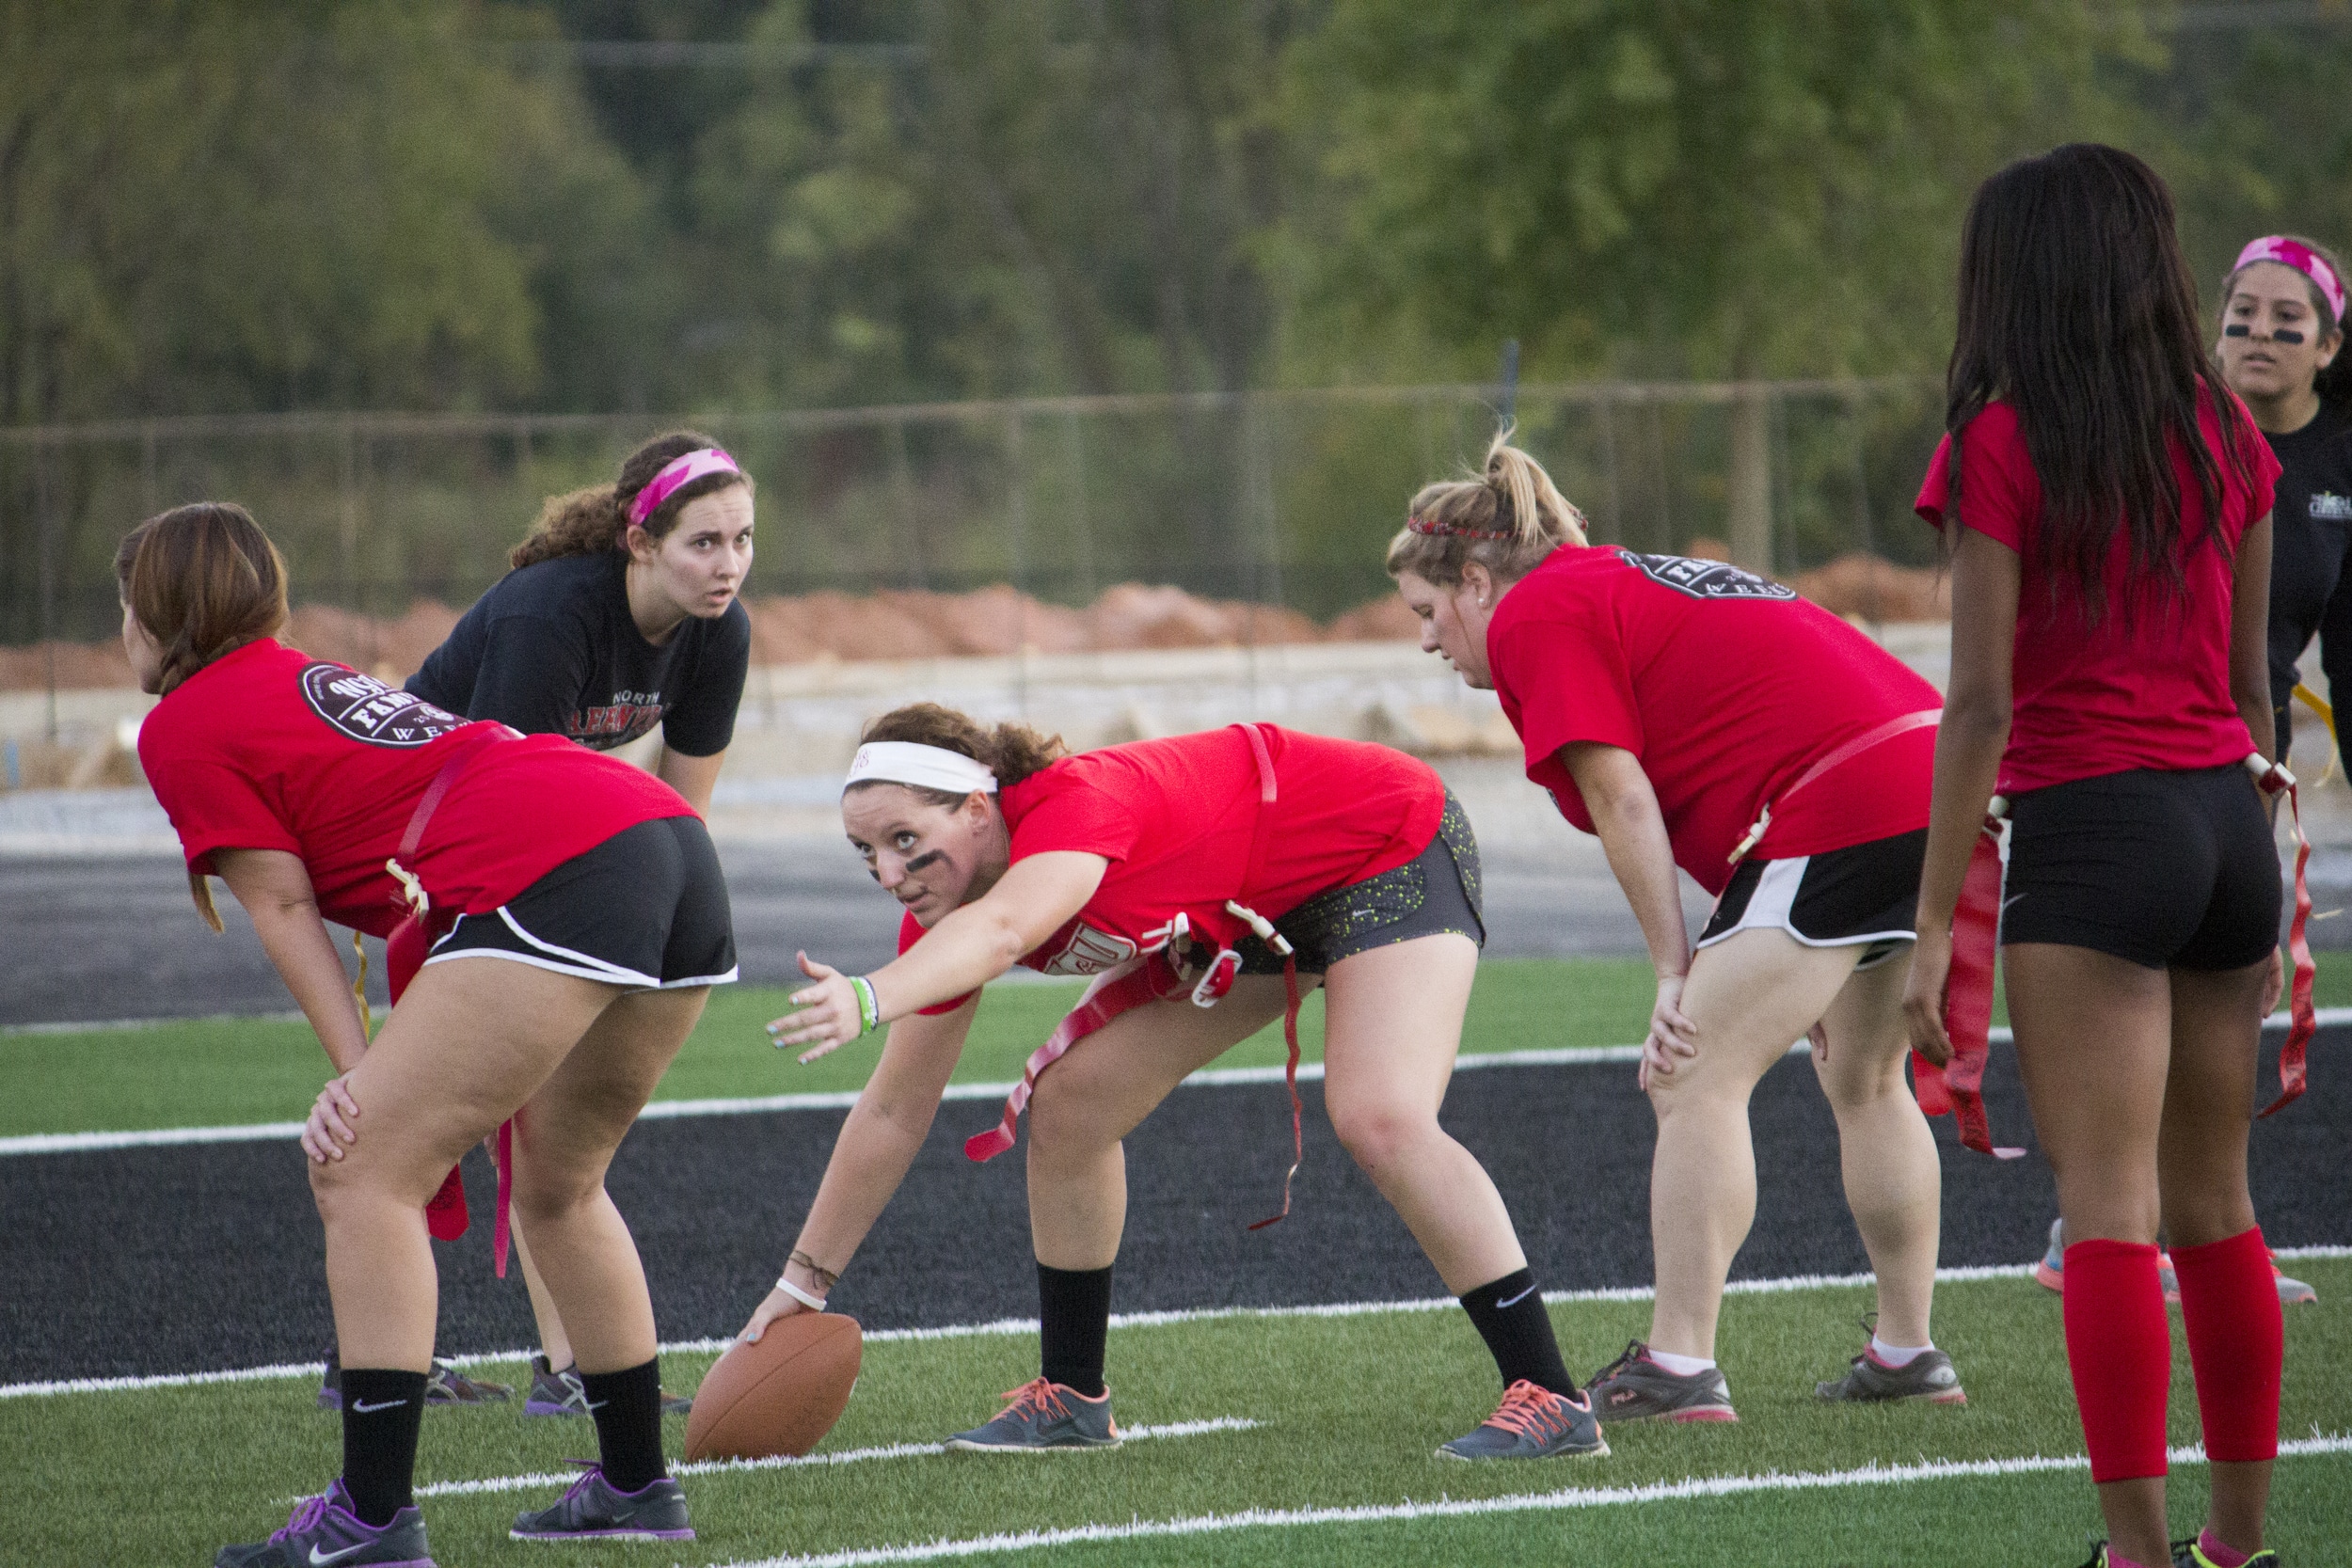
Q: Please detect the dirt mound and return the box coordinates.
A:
[2,559,1950,692]
[1789,553,1949,621]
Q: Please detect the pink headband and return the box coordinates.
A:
[2233,236,2346,325]
[628,448,740,528]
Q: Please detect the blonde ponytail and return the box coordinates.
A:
[1386,425,1587,588]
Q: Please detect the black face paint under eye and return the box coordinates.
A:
[2226,324,2307,344]
[904,849,946,874]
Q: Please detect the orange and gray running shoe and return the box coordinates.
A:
[1815,1338,1968,1405]
[946,1377,1121,1451]
[1438,1379,1609,1461]
[1584,1340,1738,1424]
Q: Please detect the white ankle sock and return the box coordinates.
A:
[1648,1349,1716,1377]
[1869,1335,1931,1367]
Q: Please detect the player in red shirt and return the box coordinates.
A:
[1906,145,2286,1568]
[1387,434,1961,1427]
[121,504,730,1564]
[744,704,1608,1463]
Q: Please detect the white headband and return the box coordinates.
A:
[843,741,998,799]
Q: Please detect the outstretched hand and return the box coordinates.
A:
[1636,972,1700,1091]
[1901,925,1954,1068]
[766,951,864,1062]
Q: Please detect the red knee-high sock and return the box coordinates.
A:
[2169,1226,2281,1464]
[2062,1238,2172,1482]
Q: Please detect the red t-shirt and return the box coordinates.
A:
[1914,390,2280,794]
[139,639,692,936]
[1486,546,1940,896]
[898,725,1444,1011]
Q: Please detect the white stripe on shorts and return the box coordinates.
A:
[1696,855,1914,957]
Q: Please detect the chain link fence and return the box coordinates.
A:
[0,377,1947,665]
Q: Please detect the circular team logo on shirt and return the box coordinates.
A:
[298,664,468,747]
[1620,548,1796,601]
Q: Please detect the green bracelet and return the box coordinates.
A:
[849,974,880,1037]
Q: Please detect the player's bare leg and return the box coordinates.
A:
[1646,930,1860,1360]
[1024,974,1291,1268]
[1320,932,1527,1292]
[1810,945,1940,1348]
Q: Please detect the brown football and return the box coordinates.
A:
[684,1312,863,1462]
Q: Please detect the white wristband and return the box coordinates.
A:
[774,1273,828,1312]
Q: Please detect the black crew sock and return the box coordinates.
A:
[1459,1268,1577,1398]
[339,1368,427,1527]
[580,1359,668,1494]
[1037,1262,1114,1398]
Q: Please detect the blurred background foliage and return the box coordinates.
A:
[5,1,2352,642]
[14,0,2351,424]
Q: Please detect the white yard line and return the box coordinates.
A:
[711,1434,2352,1568]
[13,1006,2345,1156]
[412,1418,1261,1500]
[13,1252,2346,1402]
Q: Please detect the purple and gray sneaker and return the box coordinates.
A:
[215,1479,433,1567]
[510,1463,693,1542]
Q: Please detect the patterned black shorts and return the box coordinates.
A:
[1235,794,1485,975]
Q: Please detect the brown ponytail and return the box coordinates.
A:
[114,501,290,932]
[850,703,1068,806]
[1385,424,1588,588]
[510,428,754,569]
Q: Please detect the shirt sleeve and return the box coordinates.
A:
[461,614,591,738]
[139,739,299,876]
[900,907,980,1017]
[660,600,752,757]
[1492,615,1644,769]
[1915,410,2029,553]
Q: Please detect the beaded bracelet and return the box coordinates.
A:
[848,974,881,1037]
[789,1250,841,1291]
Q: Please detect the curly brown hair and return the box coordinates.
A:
[510,429,753,569]
[849,703,1068,805]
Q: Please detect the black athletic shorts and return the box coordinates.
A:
[1234,794,1485,975]
[427,816,739,989]
[1696,828,1925,970]
[2000,764,2280,972]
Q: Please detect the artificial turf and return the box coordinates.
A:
[10,1265,2347,1566]
[9,952,2351,1139]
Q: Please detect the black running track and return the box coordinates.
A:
[7,1029,2344,1386]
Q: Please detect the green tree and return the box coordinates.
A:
[1287,0,2153,566]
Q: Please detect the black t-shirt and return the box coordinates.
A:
[408,551,751,757]
[2264,404,2352,715]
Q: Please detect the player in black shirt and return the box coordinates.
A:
[2213,236,2352,766]
[410,429,755,813]
[374,431,755,1417]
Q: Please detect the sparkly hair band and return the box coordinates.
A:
[1406,514,1516,540]
[843,741,999,799]
[628,447,740,528]
[2234,236,2346,325]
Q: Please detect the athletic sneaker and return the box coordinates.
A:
[509,1463,693,1542]
[523,1354,693,1418]
[1584,1340,1738,1423]
[1436,1379,1609,1461]
[319,1351,510,1410]
[1815,1337,1967,1405]
[2172,1536,2280,1567]
[214,1478,433,1567]
[945,1377,1122,1450]
[2034,1219,2316,1307]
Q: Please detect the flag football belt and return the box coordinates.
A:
[1725,708,1943,867]
[965,721,1311,1228]
[376,725,524,1267]
[1933,751,2314,1154]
